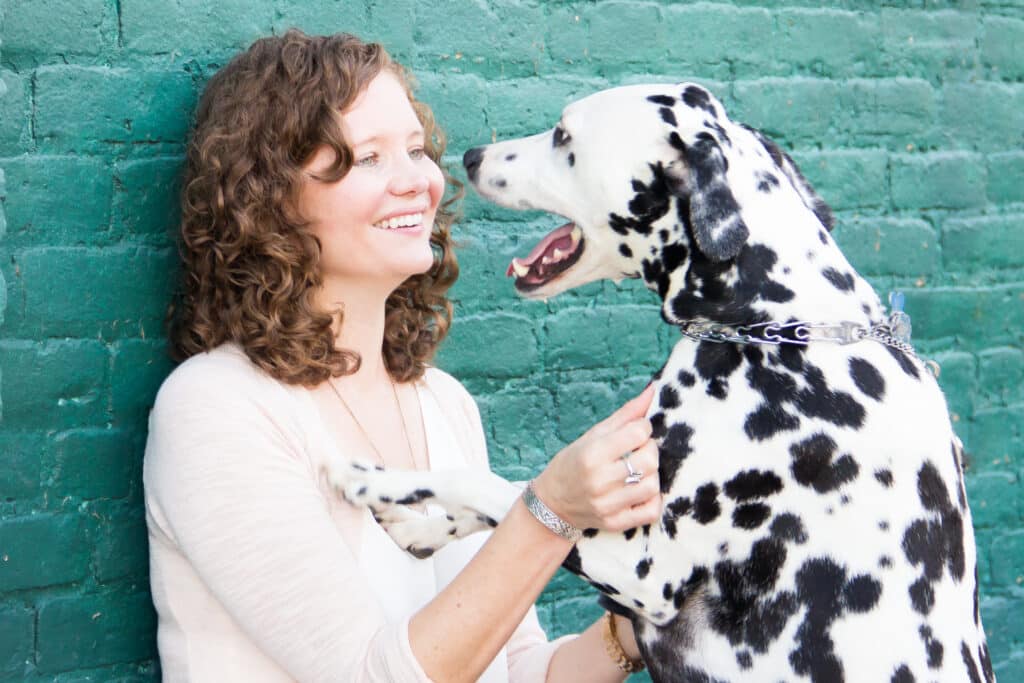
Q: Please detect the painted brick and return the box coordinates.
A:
[731,78,841,142]
[0,70,31,155]
[361,0,418,61]
[941,82,1024,152]
[879,9,978,77]
[47,429,135,501]
[0,156,112,247]
[833,218,939,277]
[943,215,1024,270]
[110,339,176,428]
[413,0,546,77]
[4,246,176,338]
[436,311,540,379]
[36,591,157,673]
[542,6,591,68]
[2,0,117,57]
[667,6,773,79]
[413,73,490,160]
[968,470,1021,529]
[543,304,663,371]
[93,516,149,583]
[971,404,1024,473]
[271,1,370,39]
[978,347,1024,407]
[485,77,604,139]
[583,1,665,69]
[904,285,1024,345]
[34,67,196,153]
[890,152,987,210]
[835,79,937,144]
[989,530,1024,587]
[0,513,90,591]
[775,9,879,76]
[112,158,183,244]
[0,339,110,429]
[932,350,977,423]
[987,151,1024,205]
[0,430,45,502]
[551,380,619,444]
[982,16,1024,80]
[0,606,33,679]
[478,386,555,478]
[120,0,275,54]
[792,149,888,210]
[980,596,1024,675]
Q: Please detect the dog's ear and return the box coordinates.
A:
[668,133,749,262]
[744,125,835,231]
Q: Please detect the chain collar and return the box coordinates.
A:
[678,292,918,359]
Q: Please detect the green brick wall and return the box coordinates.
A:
[1,1,1021,680]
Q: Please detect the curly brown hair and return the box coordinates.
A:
[170,29,460,385]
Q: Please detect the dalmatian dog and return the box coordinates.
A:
[335,82,994,682]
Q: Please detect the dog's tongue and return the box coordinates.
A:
[506,222,577,277]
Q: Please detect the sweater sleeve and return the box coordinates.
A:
[144,356,433,683]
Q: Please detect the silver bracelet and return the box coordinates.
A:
[522,481,582,543]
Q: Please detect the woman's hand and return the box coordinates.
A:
[532,385,661,532]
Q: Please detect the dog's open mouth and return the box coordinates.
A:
[506,222,585,292]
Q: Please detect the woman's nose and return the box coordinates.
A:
[389,156,431,196]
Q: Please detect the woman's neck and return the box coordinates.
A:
[316,277,393,392]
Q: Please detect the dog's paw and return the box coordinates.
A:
[375,506,495,559]
[324,458,384,507]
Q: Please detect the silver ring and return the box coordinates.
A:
[622,454,643,485]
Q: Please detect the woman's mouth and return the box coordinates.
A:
[373,212,424,231]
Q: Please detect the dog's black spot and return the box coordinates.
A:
[891,664,916,683]
[659,228,670,243]
[917,461,951,512]
[695,342,743,381]
[735,244,795,304]
[822,267,855,292]
[795,364,866,428]
[582,528,599,538]
[647,94,676,107]
[880,520,890,531]
[707,378,728,399]
[693,483,721,524]
[668,130,686,151]
[662,496,693,539]
[844,574,882,612]
[819,230,829,245]
[886,345,921,379]
[619,243,633,257]
[756,170,780,192]
[919,625,944,668]
[379,495,392,503]
[660,107,678,127]
[659,422,694,493]
[624,527,638,541]
[650,411,667,439]
[408,546,435,559]
[744,403,801,441]
[567,152,575,167]
[951,441,968,510]
[789,433,860,493]
[880,555,893,568]
[850,357,886,400]
[909,575,936,614]
[504,153,517,161]
[962,641,983,683]
[724,469,784,502]
[553,126,570,148]
[875,469,894,487]
[493,178,507,188]
[736,651,753,669]
[660,385,680,409]
[682,85,716,117]
[770,513,808,544]
[636,558,652,578]
[733,503,771,529]
[677,369,696,387]
[980,642,994,681]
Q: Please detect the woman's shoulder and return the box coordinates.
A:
[152,343,287,416]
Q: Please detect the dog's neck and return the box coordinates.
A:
[643,198,886,329]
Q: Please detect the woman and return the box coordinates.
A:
[144,29,661,682]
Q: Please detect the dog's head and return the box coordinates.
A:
[463,83,841,322]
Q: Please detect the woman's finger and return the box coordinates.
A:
[606,491,663,531]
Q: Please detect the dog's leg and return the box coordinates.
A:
[328,460,523,556]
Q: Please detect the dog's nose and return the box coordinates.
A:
[463,147,484,183]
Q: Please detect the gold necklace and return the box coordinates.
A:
[327,375,416,469]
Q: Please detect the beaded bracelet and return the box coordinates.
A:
[602,612,646,673]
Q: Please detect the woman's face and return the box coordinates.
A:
[300,72,445,293]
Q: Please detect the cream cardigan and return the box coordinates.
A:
[144,344,566,682]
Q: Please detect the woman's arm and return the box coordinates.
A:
[408,386,660,682]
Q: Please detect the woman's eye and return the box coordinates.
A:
[409,147,426,160]
[354,153,378,167]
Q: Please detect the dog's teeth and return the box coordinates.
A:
[552,248,565,260]
[570,225,582,244]
[511,259,530,277]
[541,256,552,265]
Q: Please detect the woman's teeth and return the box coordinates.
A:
[374,212,423,230]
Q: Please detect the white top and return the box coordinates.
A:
[144,344,566,682]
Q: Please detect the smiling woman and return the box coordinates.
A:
[143,28,661,683]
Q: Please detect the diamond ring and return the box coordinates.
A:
[622,454,643,485]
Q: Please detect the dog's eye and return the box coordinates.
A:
[553,126,571,148]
